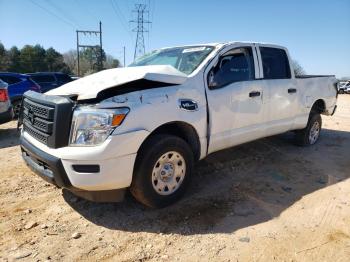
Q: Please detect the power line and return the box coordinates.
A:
[130,3,151,60]
[125,0,132,14]
[46,0,81,28]
[110,0,133,39]
[113,0,129,27]
[73,0,99,24]
[151,0,155,28]
[29,0,76,28]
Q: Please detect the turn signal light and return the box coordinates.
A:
[112,114,127,126]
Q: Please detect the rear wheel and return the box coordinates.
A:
[295,112,322,146]
[130,134,194,208]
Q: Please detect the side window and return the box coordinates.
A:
[208,47,255,89]
[56,74,72,83]
[0,77,8,84]
[260,47,291,79]
[0,76,22,85]
[31,75,56,83]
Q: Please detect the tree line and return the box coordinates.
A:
[0,42,120,76]
[1,41,307,77]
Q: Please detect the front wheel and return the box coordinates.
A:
[130,134,194,208]
[295,113,322,146]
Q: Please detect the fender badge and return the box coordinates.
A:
[179,99,198,111]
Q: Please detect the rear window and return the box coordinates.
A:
[260,47,291,79]
[56,74,72,83]
[0,75,22,85]
[31,75,56,83]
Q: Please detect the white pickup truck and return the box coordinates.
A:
[19,42,338,208]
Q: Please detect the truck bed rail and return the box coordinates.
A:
[296,75,335,79]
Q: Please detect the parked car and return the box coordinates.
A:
[338,81,348,94]
[28,72,73,93]
[0,73,41,117]
[0,79,14,124]
[343,81,350,94]
[19,42,338,208]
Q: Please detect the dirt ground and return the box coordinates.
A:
[0,95,349,262]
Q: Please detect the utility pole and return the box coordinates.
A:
[99,21,103,70]
[76,30,80,76]
[123,46,126,67]
[130,4,151,61]
[76,21,103,77]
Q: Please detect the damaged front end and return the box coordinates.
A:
[46,65,188,102]
[20,66,187,148]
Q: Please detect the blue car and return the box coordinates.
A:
[0,72,41,117]
[28,72,73,93]
[0,79,14,124]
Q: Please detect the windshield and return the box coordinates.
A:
[129,46,214,75]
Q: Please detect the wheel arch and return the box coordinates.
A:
[311,99,326,114]
[137,121,201,162]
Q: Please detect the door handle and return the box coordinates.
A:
[249,91,261,97]
[288,88,297,94]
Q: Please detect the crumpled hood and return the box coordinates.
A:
[46,65,188,100]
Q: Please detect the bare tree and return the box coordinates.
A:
[104,54,121,69]
[63,50,77,75]
[64,50,121,76]
[292,60,306,76]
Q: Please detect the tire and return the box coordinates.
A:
[12,100,21,119]
[294,112,322,146]
[130,134,194,208]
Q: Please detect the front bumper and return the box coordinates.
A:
[0,106,14,124]
[21,136,126,202]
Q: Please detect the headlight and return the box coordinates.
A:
[69,106,129,146]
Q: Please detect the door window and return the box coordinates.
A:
[0,76,22,85]
[260,47,291,79]
[208,47,255,89]
[56,74,72,83]
[30,75,55,83]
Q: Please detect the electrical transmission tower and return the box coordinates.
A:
[130,4,151,60]
[76,21,103,76]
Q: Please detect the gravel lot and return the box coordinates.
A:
[0,95,349,262]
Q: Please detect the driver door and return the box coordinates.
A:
[205,44,267,154]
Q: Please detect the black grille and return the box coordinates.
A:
[23,98,55,145]
[23,120,49,144]
[23,111,53,133]
[23,99,54,120]
[21,91,74,148]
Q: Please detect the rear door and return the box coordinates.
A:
[205,44,267,154]
[256,45,298,135]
